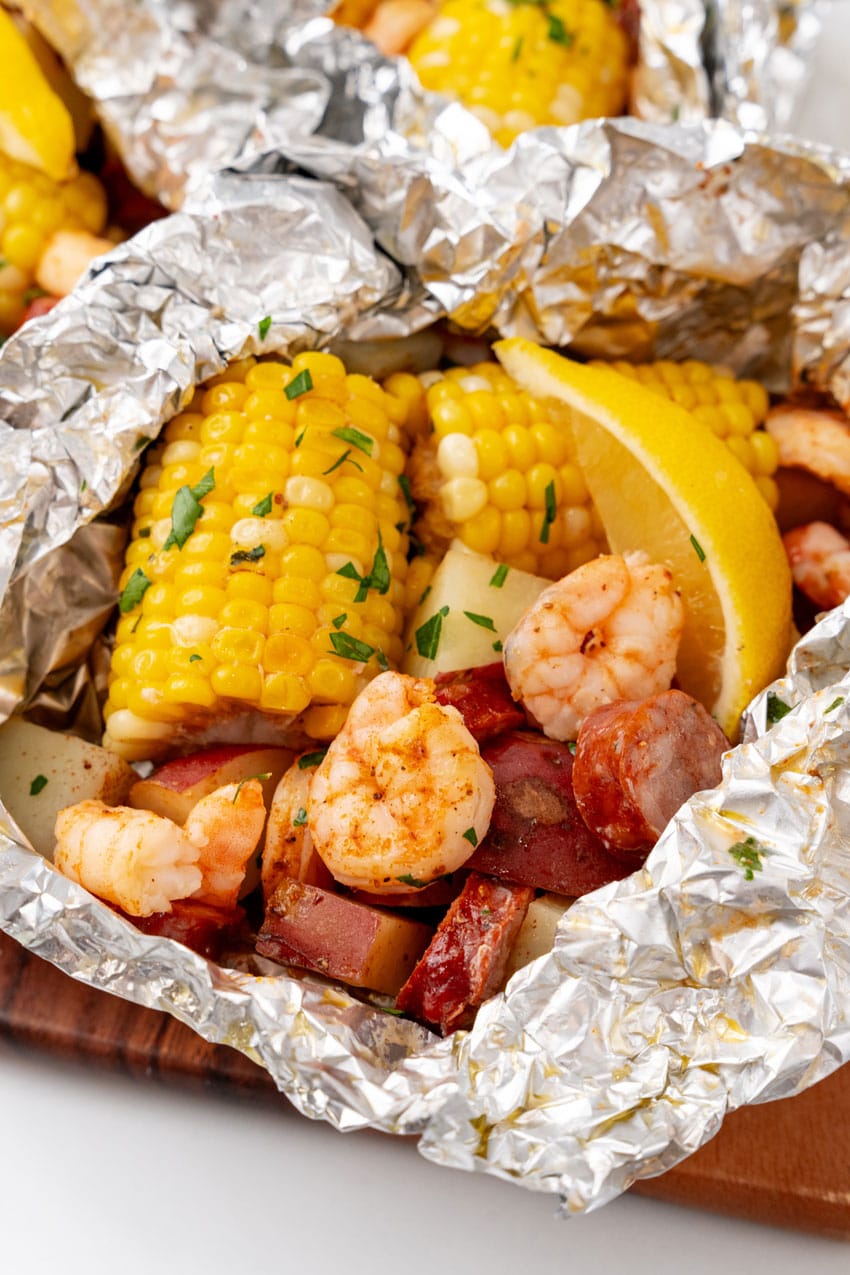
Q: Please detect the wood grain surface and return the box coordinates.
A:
[0,929,848,1237]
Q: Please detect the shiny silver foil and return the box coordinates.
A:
[3,118,850,1213]
[18,0,822,210]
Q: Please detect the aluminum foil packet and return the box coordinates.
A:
[2,117,850,1213]
[16,0,824,212]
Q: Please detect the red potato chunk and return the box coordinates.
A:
[467,731,632,895]
[395,872,533,1034]
[129,745,293,826]
[129,899,247,961]
[256,880,434,997]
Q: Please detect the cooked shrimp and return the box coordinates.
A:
[185,779,266,910]
[54,801,201,917]
[262,759,331,901]
[767,404,850,496]
[309,670,495,894]
[783,521,850,611]
[503,551,684,742]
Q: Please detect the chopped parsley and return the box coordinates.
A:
[329,631,379,664]
[138,527,151,538]
[511,36,523,61]
[232,772,272,803]
[826,696,845,714]
[23,286,48,304]
[337,533,390,602]
[252,493,273,517]
[464,611,496,632]
[418,584,432,606]
[118,568,152,613]
[258,316,272,340]
[293,807,308,828]
[323,448,362,476]
[766,691,792,725]
[690,533,706,563]
[489,563,509,588]
[331,425,374,457]
[567,740,577,755]
[539,480,557,545]
[728,835,767,881]
[332,613,347,629]
[462,827,479,847]
[415,606,449,661]
[163,468,216,551]
[230,545,265,566]
[80,479,87,492]
[396,873,431,889]
[188,653,202,663]
[285,369,313,400]
[29,775,48,796]
[492,639,503,653]
[134,435,149,451]
[546,12,574,45]
[298,749,328,769]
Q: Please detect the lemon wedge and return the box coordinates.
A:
[494,338,794,739]
[0,9,76,182]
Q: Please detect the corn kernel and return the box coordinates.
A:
[278,544,327,581]
[245,361,290,392]
[502,424,537,470]
[264,633,315,676]
[260,673,312,714]
[309,660,359,704]
[498,508,532,558]
[754,475,779,510]
[331,503,377,537]
[526,462,560,509]
[202,382,249,414]
[292,351,347,381]
[220,599,269,632]
[431,397,475,439]
[488,469,526,512]
[441,476,488,523]
[127,684,184,722]
[271,577,321,609]
[211,664,263,701]
[346,397,391,443]
[741,380,770,420]
[162,675,217,708]
[725,435,754,471]
[303,704,350,740]
[212,627,265,665]
[459,506,501,555]
[200,411,245,445]
[178,585,227,618]
[174,561,227,590]
[144,583,177,618]
[280,507,330,547]
[750,430,779,477]
[721,403,755,438]
[268,603,317,637]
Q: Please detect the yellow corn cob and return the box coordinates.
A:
[596,359,779,510]
[0,155,107,334]
[408,0,630,147]
[402,361,607,580]
[104,352,413,760]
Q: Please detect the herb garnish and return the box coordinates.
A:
[418,584,432,606]
[118,568,152,613]
[329,631,379,664]
[252,493,273,517]
[323,448,362,476]
[138,527,151,538]
[232,772,272,803]
[336,533,390,602]
[464,611,496,632]
[230,545,265,566]
[293,807,308,827]
[298,749,328,769]
[398,474,415,523]
[258,316,272,340]
[728,835,766,881]
[331,425,374,457]
[766,692,792,725]
[462,827,478,847]
[415,606,449,661]
[826,696,845,714]
[567,741,577,755]
[285,369,313,400]
[396,874,430,889]
[690,533,706,563]
[539,480,557,544]
[29,775,48,796]
[163,468,216,551]
[489,563,509,588]
[492,639,503,653]
[189,653,202,663]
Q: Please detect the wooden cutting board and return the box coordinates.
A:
[1,929,848,1237]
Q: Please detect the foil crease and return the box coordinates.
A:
[3,120,850,1213]
[19,0,822,211]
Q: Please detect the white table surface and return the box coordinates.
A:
[4,9,850,1272]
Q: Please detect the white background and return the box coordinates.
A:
[3,8,850,1272]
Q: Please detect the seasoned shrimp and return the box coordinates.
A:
[262,759,331,901]
[54,801,201,917]
[54,778,265,916]
[503,551,684,741]
[309,670,495,894]
[783,521,850,611]
[185,779,266,909]
[363,0,435,55]
[767,404,850,496]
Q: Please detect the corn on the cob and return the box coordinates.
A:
[104,352,413,760]
[0,156,107,334]
[402,361,607,579]
[408,0,630,147]
[596,359,779,510]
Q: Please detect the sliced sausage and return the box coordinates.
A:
[395,872,533,1035]
[434,662,526,743]
[572,689,729,859]
[467,731,633,895]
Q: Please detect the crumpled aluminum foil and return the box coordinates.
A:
[2,116,850,1213]
[17,0,822,211]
